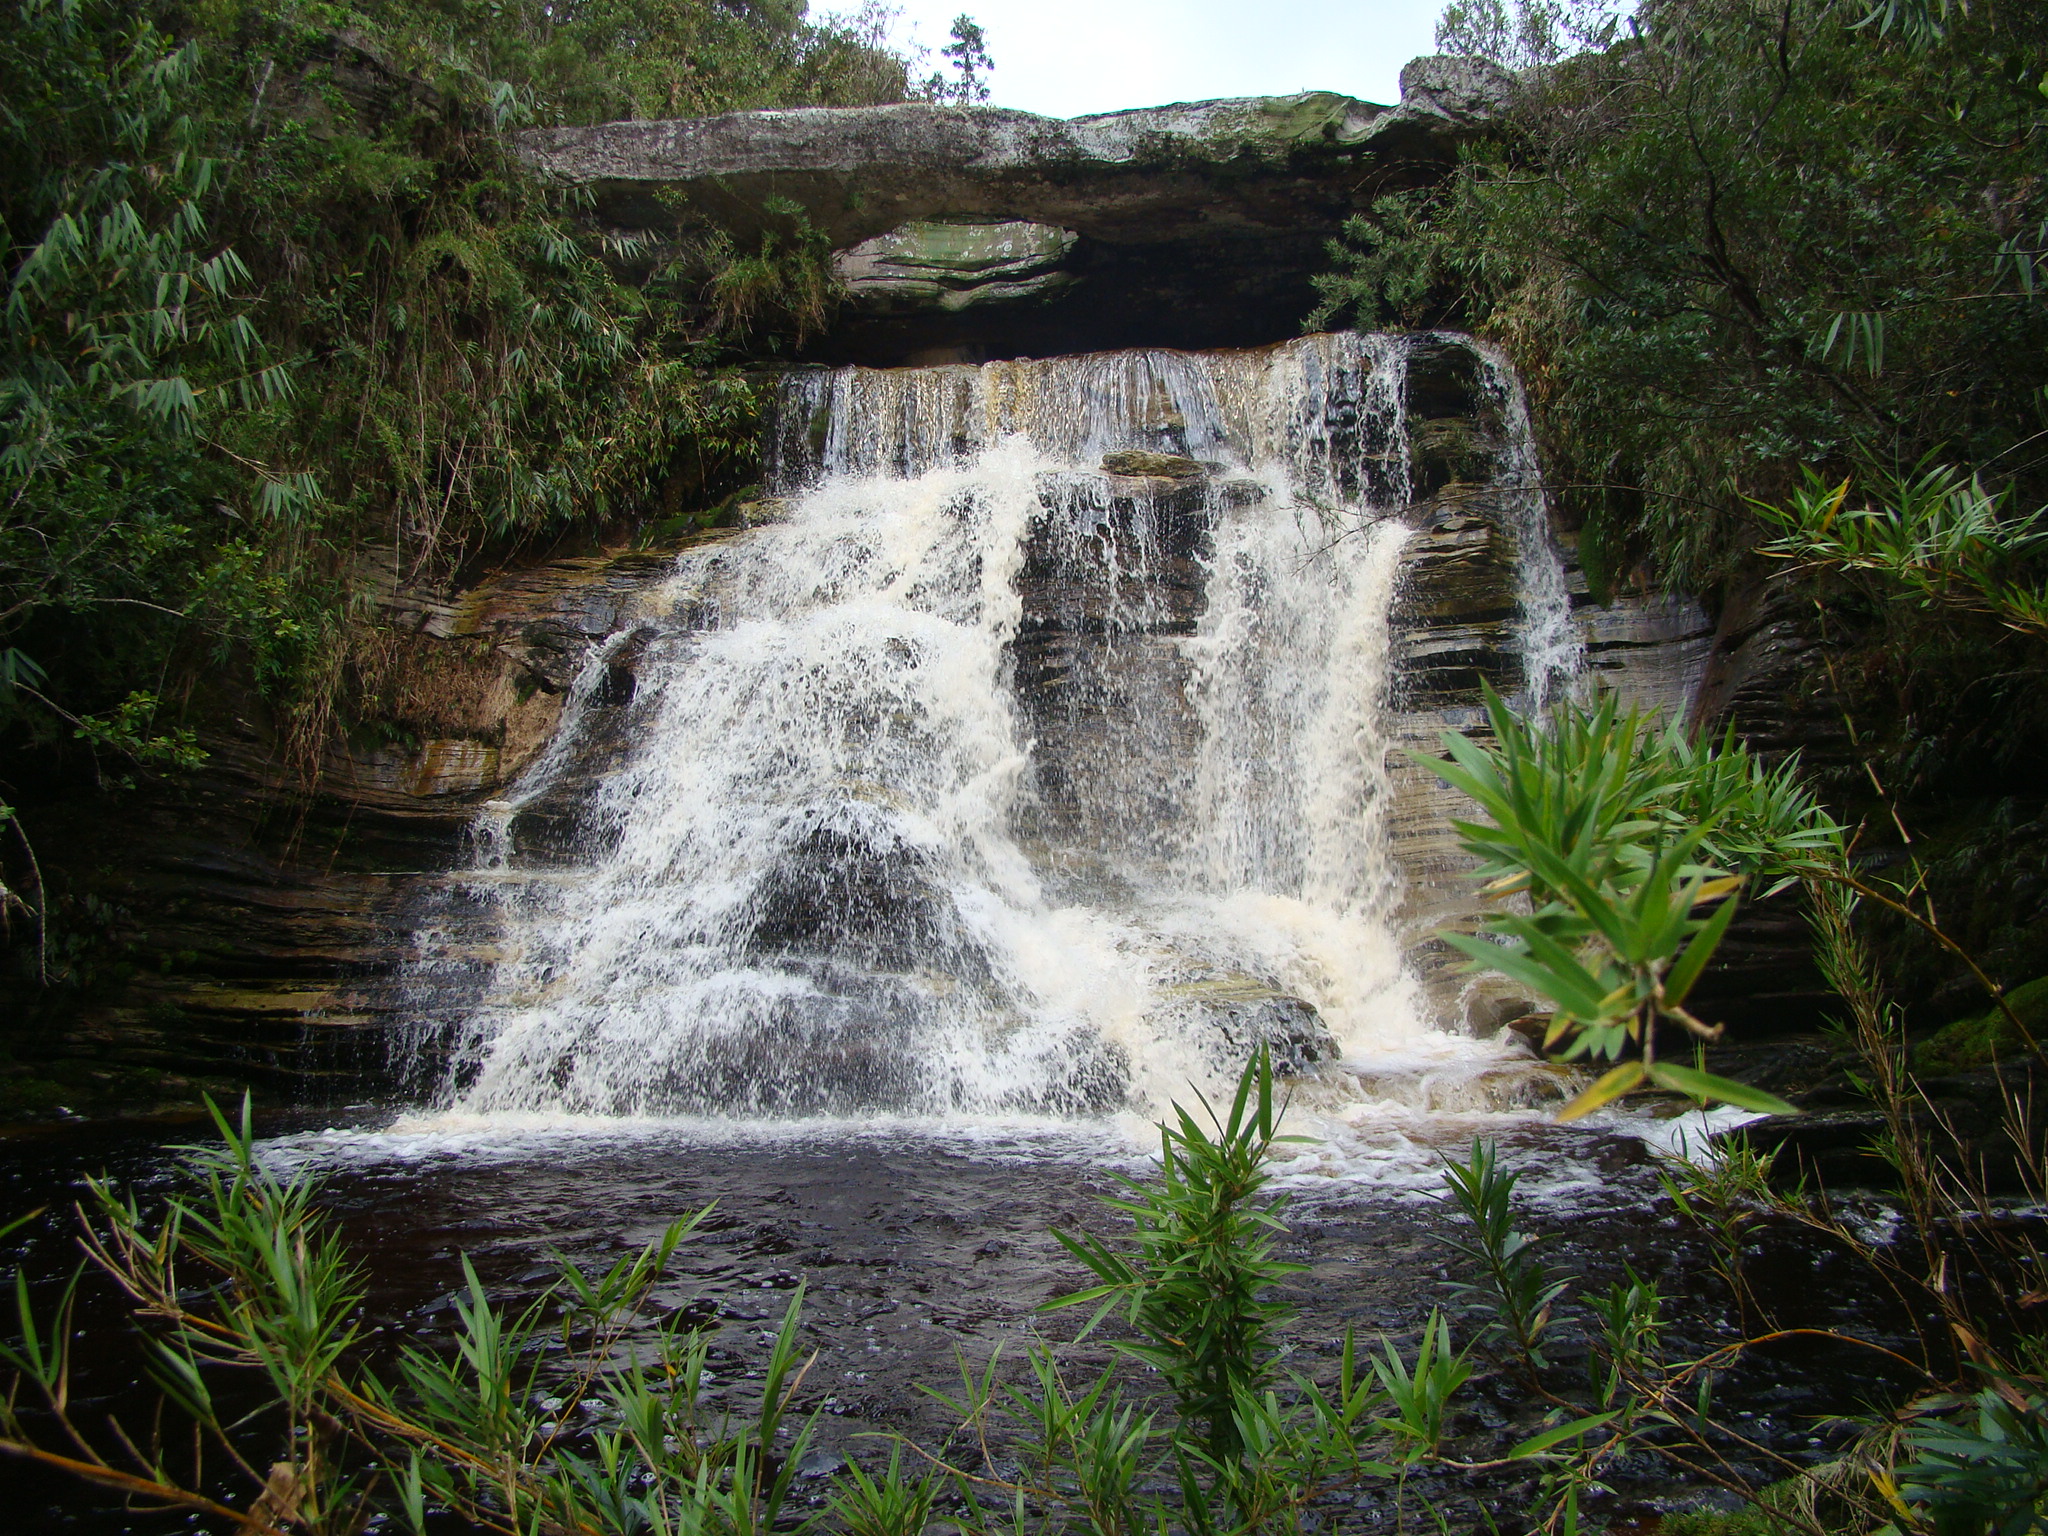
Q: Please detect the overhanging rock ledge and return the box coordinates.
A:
[513,56,1516,362]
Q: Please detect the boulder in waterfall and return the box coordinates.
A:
[1099,450,1204,479]
[1154,975,1340,1078]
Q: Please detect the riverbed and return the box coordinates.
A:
[3,1099,1917,1533]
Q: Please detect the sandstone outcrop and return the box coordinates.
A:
[516,59,1515,363]
[4,537,730,1112]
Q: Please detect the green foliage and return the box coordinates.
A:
[1439,1138,1567,1370]
[0,0,910,824]
[1047,1050,1306,1463]
[1584,1265,1662,1411]
[1900,1383,2048,1536]
[1656,1137,1781,1322]
[1377,0,2048,1014]
[1417,685,1832,1115]
[1659,1493,1798,1536]
[1434,0,1624,71]
[72,689,205,773]
[920,14,994,105]
[1326,0,2048,594]
[1367,1309,1472,1459]
[826,1443,943,1536]
[240,0,917,126]
[704,195,839,346]
[0,0,264,754]
[1756,464,2048,640]
[0,1091,848,1535]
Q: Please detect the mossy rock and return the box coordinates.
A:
[1254,90,1367,145]
[1913,974,2048,1074]
[1101,450,1204,479]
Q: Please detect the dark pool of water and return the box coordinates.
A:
[0,1107,1926,1533]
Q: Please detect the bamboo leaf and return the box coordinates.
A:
[1645,1062,1798,1116]
[1556,1061,1646,1122]
[1506,1411,1618,1460]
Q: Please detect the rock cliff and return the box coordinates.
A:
[516,58,1516,364]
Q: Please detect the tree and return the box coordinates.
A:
[922,14,993,105]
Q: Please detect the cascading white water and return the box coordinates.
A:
[408,332,1560,1123]
[1470,339,1586,710]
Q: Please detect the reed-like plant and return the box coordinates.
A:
[1756,463,2048,642]
[1047,1048,1306,1465]
[1417,685,1837,1118]
[1440,1138,1568,1372]
[2,1060,1882,1536]
[0,1095,825,1535]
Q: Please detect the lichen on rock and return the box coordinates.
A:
[834,218,1077,312]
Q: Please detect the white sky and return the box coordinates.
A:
[855,0,1449,118]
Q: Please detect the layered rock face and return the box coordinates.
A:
[516,58,1515,364]
[6,540,732,1108]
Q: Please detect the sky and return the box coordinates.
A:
[860,0,1450,119]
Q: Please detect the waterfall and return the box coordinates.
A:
[404,332,1565,1123]
[1470,339,1585,710]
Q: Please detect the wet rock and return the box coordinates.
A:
[1154,975,1339,1077]
[1100,450,1204,479]
[1467,993,1544,1041]
[403,739,501,797]
[1408,416,1496,497]
[7,540,710,1102]
[1725,1107,1897,1188]
[737,495,795,526]
[1732,1060,2043,1191]
[794,1450,845,1479]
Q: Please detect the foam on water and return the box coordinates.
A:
[386,332,1581,1168]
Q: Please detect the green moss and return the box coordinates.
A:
[1660,1509,1785,1536]
[1255,91,1362,146]
[1914,975,2048,1074]
[1658,1476,1819,1536]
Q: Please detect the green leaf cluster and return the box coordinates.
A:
[1048,1053,1306,1465]
[1320,0,2048,594]
[1419,686,1837,1116]
[1757,462,2048,639]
